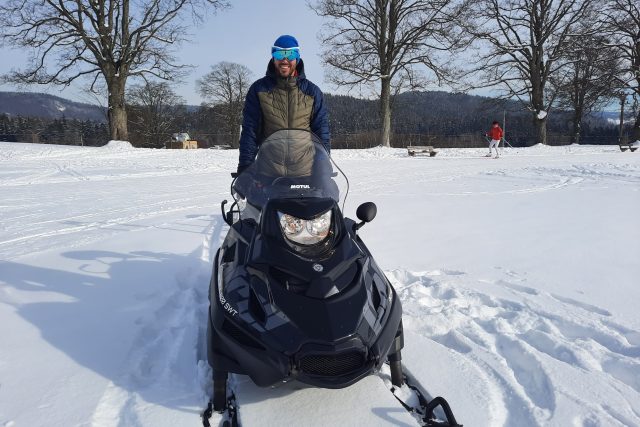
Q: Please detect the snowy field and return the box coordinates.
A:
[0,141,639,426]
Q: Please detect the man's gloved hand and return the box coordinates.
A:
[232,164,249,178]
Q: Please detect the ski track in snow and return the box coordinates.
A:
[388,269,640,426]
[349,159,639,198]
[0,201,216,253]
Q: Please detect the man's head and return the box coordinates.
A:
[492,121,499,127]
[272,35,300,78]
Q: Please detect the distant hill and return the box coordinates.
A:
[325,90,536,146]
[0,92,107,122]
[0,90,620,147]
[324,90,621,146]
[325,90,531,134]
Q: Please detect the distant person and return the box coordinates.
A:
[485,121,503,158]
[236,35,330,175]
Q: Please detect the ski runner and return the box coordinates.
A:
[485,120,503,158]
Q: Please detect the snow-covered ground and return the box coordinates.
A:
[0,141,639,426]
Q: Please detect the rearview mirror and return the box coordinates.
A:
[356,202,377,223]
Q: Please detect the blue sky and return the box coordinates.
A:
[0,0,329,105]
[0,1,625,114]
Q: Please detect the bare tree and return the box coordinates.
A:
[127,81,185,148]
[602,0,640,143]
[0,0,229,141]
[551,27,621,144]
[310,0,470,147]
[468,0,593,144]
[196,62,252,147]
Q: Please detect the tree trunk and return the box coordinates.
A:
[230,104,242,148]
[618,96,625,144]
[530,56,547,145]
[632,109,640,144]
[231,124,240,148]
[571,107,583,145]
[380,77,392,147]
[107,78,129,141]
[534,114,547,145]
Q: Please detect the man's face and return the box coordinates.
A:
[274,57,297,77]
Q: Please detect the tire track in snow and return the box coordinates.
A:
[3,193,212,231]
[91,217,226,426]
[387,269,640,426]
[390,270,537,426]
[91,279,204,426]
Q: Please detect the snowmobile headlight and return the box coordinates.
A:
[278,210,332,245]
[306,210,332,238]
[279,213,304,236]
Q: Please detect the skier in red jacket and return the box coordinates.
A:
[485,121,503,158]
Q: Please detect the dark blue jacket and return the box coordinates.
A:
[238,59,330,169]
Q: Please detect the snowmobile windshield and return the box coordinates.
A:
[232,129,348,210]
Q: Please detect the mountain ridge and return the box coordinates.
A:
[0,91,107,122]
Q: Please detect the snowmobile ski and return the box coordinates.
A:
[390,372,462,427]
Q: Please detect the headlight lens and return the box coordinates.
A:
[279,213,304,235]
[278,210,332,245]
[306,211,332,237]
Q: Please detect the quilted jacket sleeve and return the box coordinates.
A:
[309,82,331,154]
[238,82,263,169]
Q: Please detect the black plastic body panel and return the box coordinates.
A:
[207,198,403,388]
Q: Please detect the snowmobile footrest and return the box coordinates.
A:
[424,396,462,427]
[202,393,239,427]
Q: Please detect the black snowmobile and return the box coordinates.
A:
[205,129,460,426]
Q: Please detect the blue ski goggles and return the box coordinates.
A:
[272,48,300,61]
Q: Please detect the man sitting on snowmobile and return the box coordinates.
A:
[236,34,330,175]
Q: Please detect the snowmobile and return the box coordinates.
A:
[205,129,460,426]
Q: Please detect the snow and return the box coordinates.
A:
[0,141,639,426]
[103,140,134,150]
[537,110,547,119]
[233,374,416,426]
[54,101,66,112]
